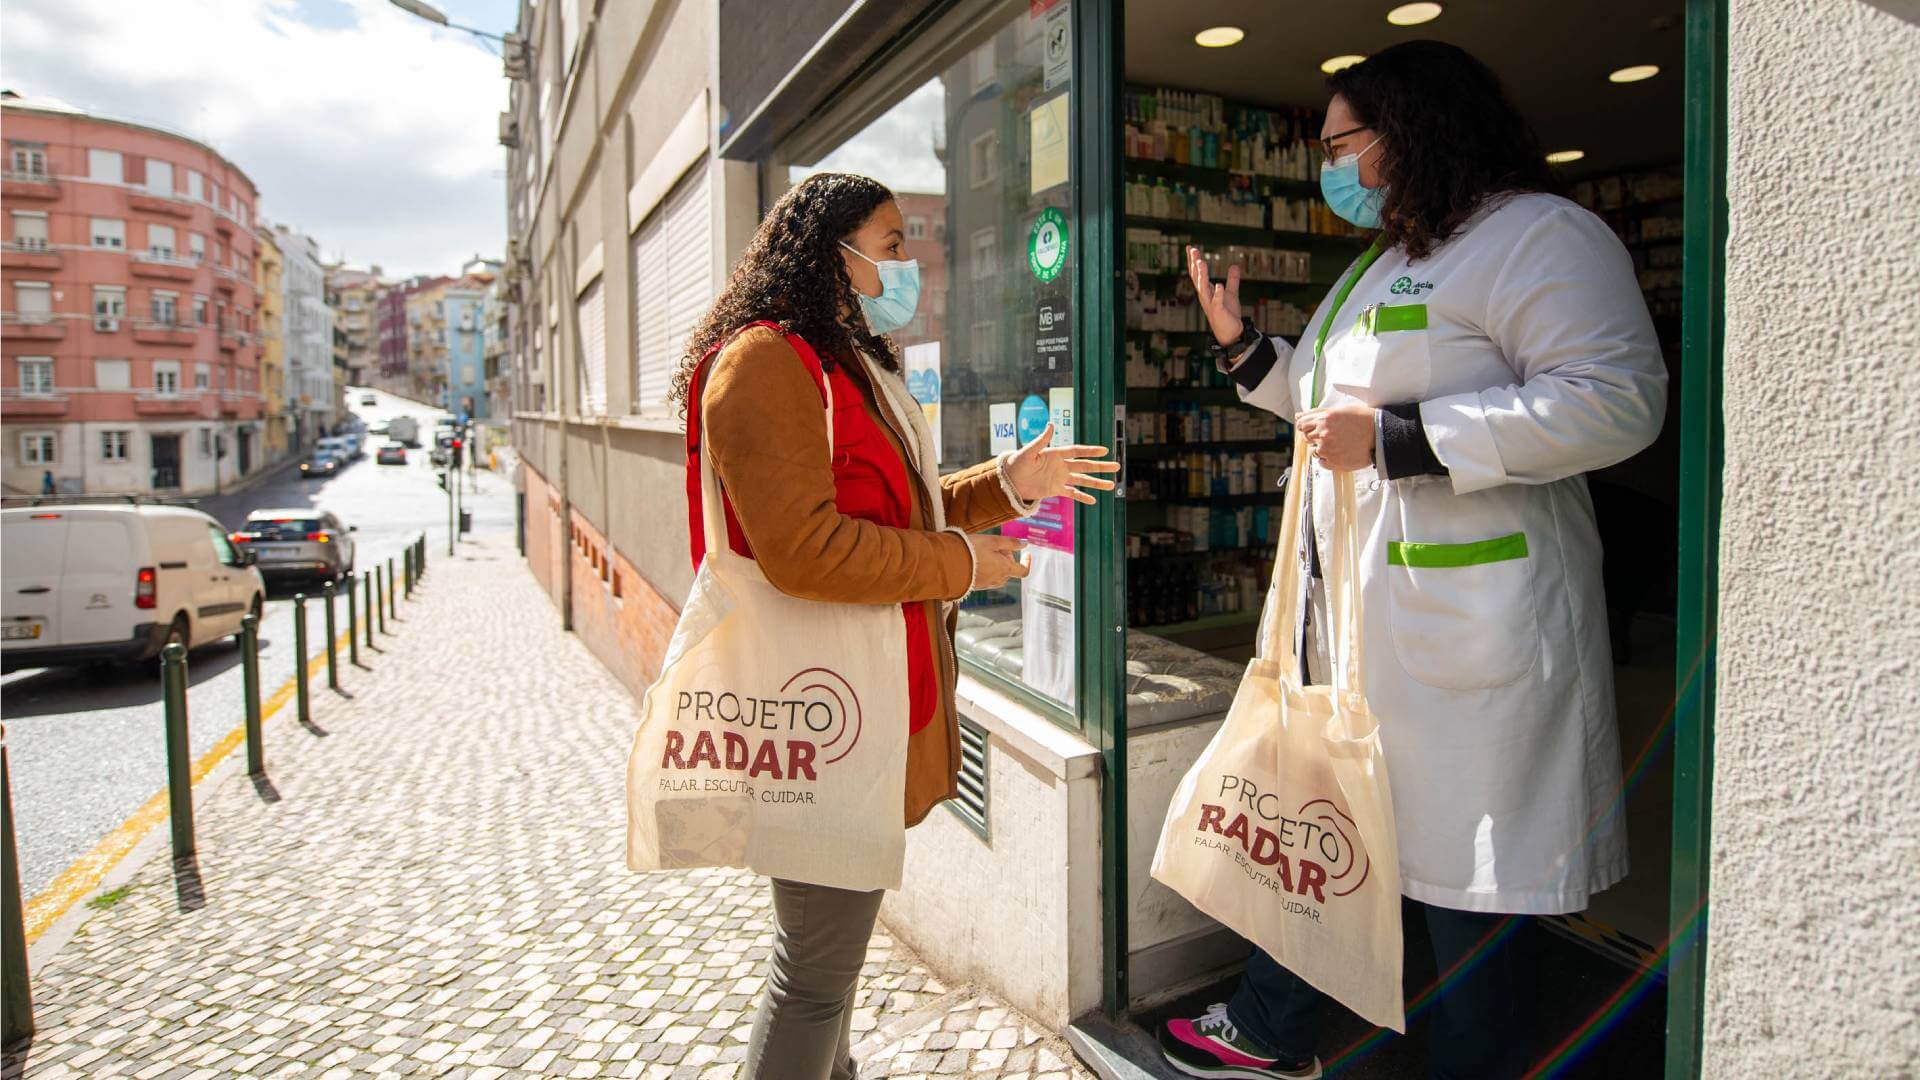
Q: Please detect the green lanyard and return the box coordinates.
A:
[1307,240,1385,409]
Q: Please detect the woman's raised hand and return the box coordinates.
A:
[1004,424,1121,506]
[1187,245,1245,347]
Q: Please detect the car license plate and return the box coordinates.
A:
[3,624,41,640]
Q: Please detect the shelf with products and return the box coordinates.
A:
[1570,164,1687,328]
[1124,216,1369,255]
[1126,156,1324,199]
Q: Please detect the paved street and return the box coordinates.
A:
[5,520,1090,1079]
[3,387,507,904]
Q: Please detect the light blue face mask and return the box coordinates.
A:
[840,241,922,335]
[1319,134,1387,230]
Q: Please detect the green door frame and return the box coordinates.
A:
[1666,0,1727,1074]
[1070,0,1130,1019]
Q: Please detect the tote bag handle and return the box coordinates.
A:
[1263,438,1367,695]
[694,327,835,560]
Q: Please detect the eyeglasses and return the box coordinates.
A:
[1313,124,1372,166]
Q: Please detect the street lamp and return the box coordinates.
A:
[388,0,528,73]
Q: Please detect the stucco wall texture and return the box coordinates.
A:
[1710,1,1920,1074]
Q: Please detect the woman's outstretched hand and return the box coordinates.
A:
[1005,424,1121,506]
[1188,244,1245,348]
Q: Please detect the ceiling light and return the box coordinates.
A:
[1321,54,1368,74]
[1608,64,1661,83]
[1194,26,1245,48]
[1386,2,1444,26]
[1545,149,1586,164]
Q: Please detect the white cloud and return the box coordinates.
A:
[1,0,509,276]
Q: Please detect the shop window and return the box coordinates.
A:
[774,0,1079,714]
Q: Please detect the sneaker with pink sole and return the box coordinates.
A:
[1157,1003,1323,1080]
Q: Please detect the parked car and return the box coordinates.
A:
[430,432,455,467]
[361,393,378,406]
[376,442,408,465]
[230,509,357,586]
[300,451,343,479]
[318,436,359,461]
[1,502,264,673]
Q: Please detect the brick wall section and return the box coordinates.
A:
[519,461,681,703]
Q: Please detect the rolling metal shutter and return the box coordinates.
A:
[632,161,711,411]
[577,279,607,416]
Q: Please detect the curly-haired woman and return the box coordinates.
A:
[1159,41,1667,1080]
[674,172,1117,1079]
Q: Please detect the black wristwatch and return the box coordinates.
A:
[1208,316,1261,368]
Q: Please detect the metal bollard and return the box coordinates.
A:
[292,594,310,726]
[3,727,34,1047]
[323,582,338,690]
[385,559,396,621]
[241,613,263,777]
[404,547,414,598]
[347,574,360,666]
[375,572,387,635]
[161,642,195,860]
[363,572,375,651]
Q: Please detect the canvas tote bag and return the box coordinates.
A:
[625,343,910,893]
[1150,434,1405,1031]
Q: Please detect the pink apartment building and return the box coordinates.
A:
[1,92,264,497]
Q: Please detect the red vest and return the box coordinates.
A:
[686,323,940,733]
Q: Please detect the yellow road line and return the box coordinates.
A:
[23,630,358,943]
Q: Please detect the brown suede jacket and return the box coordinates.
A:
[702,325,1027,826]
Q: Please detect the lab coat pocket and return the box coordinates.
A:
[1325,304,1431,406]
[1384,531,1540,690]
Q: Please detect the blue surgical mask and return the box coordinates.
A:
[840,241,922,335]
[1319,135,1387,229]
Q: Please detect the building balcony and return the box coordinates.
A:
[219,329,245,352]
[1,316,66,341]
[1,171,59,201]
[130,253,198,282]
[134,391,210,417]
[132,321,198,346]
[0,390,70,417]
[213,214,234,236]
[1,244,61,271]
[129,192,194,218]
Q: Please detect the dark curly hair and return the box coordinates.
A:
[671,172,899,413]
[1328,40,1558,262]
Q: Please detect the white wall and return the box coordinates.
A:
[1709,1,1920,1074]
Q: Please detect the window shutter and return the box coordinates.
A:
[577,279,607,415]
[632,160,712,412]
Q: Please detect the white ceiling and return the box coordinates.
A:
[1125,0,1687,178]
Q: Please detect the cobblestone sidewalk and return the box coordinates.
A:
[7,529,1090,1080]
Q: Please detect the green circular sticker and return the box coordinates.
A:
[1028,207,1068,283]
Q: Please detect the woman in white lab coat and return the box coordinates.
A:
[1158,41,1667,1080]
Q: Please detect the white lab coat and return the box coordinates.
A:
[1238,193,1667,914]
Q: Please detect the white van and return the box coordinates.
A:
[1,503,266,673]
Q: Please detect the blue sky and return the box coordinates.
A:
[3,0,521,277]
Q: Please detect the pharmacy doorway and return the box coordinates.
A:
[1088,0,1715,1077]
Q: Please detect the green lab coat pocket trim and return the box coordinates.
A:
[1387,531,1529,568]
[1360,303,1428,335]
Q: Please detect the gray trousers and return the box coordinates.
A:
[743,878,886,1080]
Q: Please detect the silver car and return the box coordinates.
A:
[231,509,357,586]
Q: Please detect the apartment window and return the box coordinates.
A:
[147,159,174,196]
[151,291,179,325]
[969,132,999,189]
[147,224,176,260]
[101,430,129,461]
[13,281,52,319]
[971,227,997,281]
[9,143,47,177]
[88,149,123,183]
[631,162,714,412]
[235,202,248,227]
[194,363,210,389]
[95,358,131,389]
[210,179,220,208]
[91,217,126,249]
[186,169,203,201]
[20,432,56,465]
[907,216,928,240]
[576,279,607,415]
[10,211,48,250]
[17,357,53,395]
[153,360,181,394]
[193,296,208,326]
[199,429,213,456]
[94,286,126,329]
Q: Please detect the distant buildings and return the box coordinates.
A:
[256,228,289,459]
[444,257,499,418]
[268,223,335,445]
[324,264,385,387]
[1,91,264,496]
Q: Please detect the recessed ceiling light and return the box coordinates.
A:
[1386,2,1444,25]
[1321,54,1367,74]
[1608,64,1661,83]
[1545,149,1586,164]
[1194,26,1245,48]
